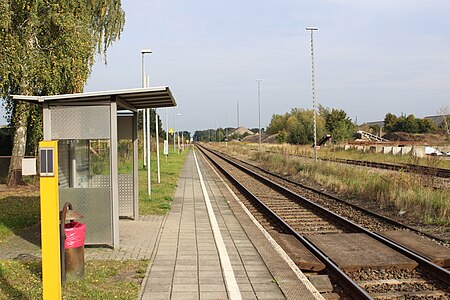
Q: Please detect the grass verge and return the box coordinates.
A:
[139,147,188,215]
[0,190,39,243]
[0,259,148,300]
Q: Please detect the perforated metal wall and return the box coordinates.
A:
[51,105,110,139]
[60,188,112,245]
[58,142,70,188]
[118,174,134,217]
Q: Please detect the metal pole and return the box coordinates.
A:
[306,27,318,161]
[155,110,160,183]
[237,100,240,128]
[146,107,151,195]
[173,107,176,152]
[142,53,147,168]
[225,109,228,147]
[256,79,262,150]
[165,107,169,159]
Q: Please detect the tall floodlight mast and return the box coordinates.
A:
[306,27,318,161]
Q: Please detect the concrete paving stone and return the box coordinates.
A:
[237,283,254,292]
[148,270,174,278]
[152,259,176,266]
[239,291,257,300]
[146,277,173,285]
[254,290,285,300]
[172,283,199,292]
[175,265,198,271]
[199,291,228,300]
[199,270,223,278]
[150,265,174,271]
[199,283,226,292]
[198,264,222,271]
[199,276,225,284]
[171,292,199,300]
[174,270,198,278]
[176,260,198,266]
[252,282,282,292]
[141,291,171,300]
[244,264,271,271]
[143,282,172,292]
[173,276,199,284]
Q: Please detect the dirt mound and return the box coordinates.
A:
[383,132,449,145]
[242,132,270,143]
[231,127,254,136]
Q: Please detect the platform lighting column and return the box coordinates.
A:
[306,27,318,161]
[155,110,161,183]
[237,100,240,128]
[256,79,262,150]
[165,108,169,160]
[177,113,181,153]
[173,107,176,152]
[141,49,152,168]
[225,110,228,147]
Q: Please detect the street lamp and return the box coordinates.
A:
[256,79,262,150]
[306,27,318,161]
[141,49,152,169]
[176,113,181,154]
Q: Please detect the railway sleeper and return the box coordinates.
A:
[370,290,449,300]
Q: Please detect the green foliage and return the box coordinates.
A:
[139,148,188,215]
[0,259,147,299]
[383,113,437,133]
[194,128,229,142]
[0,191,40,242]
[267,113,289,135]
[0,0,125,156]
[267,108,326,145]
[268,106,356,145]
[321,107,355,143]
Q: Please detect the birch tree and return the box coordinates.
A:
[0,0,125,185]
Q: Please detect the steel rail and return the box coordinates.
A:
[197,143,450,287]
[196,146,373,300]
[209,146,448,244]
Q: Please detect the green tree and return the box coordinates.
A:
[267,113,289,135]
[323,108,355,143]
[384,113,398,132]
[0,0,125,185]
[286,108,325,145]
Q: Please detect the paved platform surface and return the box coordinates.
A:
[140,151,291,300]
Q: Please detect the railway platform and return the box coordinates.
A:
[139,150,322,300]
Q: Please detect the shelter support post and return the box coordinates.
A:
[110,98,120,248]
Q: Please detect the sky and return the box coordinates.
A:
[2,0,450,133]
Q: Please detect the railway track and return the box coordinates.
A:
[263,149,450,178]
[196,143,450,300]
[209,146,449,244]
[324,157,450,179]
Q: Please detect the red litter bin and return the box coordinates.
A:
[64,221,86,280]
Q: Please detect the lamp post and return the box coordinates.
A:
[141,49,152,169]
[306,27,318,161]
[176,113,181,154]
[256,79,262,150]
[173,107,176,152]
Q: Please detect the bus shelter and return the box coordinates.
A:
[12,87,176,248]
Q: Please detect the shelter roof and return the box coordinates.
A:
[11,87,176,111]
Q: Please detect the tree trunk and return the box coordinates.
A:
[7,101,30,186]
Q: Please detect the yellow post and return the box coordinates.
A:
[39,140,61,299]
